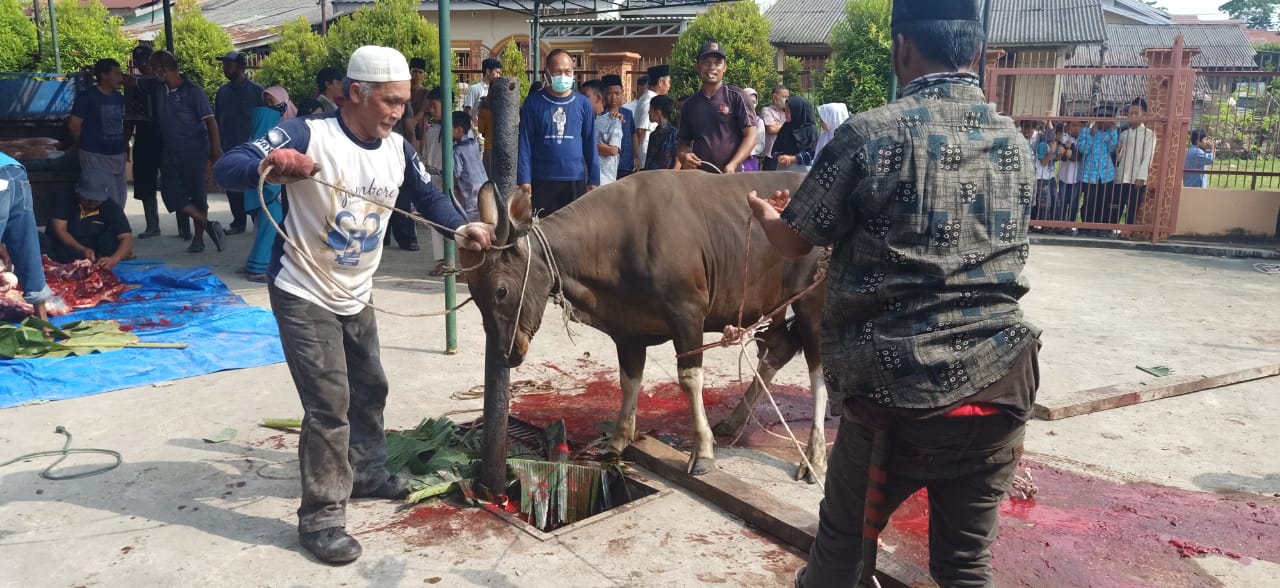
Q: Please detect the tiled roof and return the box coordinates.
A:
[765,0,1106,48]
[764,0,847,47]
[989,0,1106,47]
[1066,24,1258,69]
[122,0,356,49]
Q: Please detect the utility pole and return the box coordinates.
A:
[162,0,175,53]
[441,0,458,355]
[47,0,61,73]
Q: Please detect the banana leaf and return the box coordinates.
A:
[0,318,185,359]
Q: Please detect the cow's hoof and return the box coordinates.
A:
[795,462,826,485]
[600,451,624,464]
[687,457,715,476]
[711,420,741,438]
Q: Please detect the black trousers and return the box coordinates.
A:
[226,190,248,229]
[268,284,394,533]
[132,145,162,231]
[1116,183,1146,225]
[530,180,587,217]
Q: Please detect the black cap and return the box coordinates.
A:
[217,50,247,65]
[409,57,427,71]
[601,74,623,88]
[892,0,982,27]
[646,64,669,80]
[481,58,502,72]
[696,41,726,61]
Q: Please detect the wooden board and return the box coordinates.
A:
[624,436,921,588]
[1033,362,1280,421]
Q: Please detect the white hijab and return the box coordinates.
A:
[815,103,851,158]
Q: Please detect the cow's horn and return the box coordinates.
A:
[477,181,510,244]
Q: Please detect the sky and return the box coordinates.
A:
[1152,0,1229,19]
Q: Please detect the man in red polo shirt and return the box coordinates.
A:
[676,41,757,174]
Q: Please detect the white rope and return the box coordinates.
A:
[730,337,826,491]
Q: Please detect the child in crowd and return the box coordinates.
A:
[1184,130,1215,188]
[1055,121,1084,230]
[452,111,487,221]
[645,95,679,170]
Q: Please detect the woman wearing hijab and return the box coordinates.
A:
[815,102,850,159]
[769,96,819,173]
[243,86,296,282]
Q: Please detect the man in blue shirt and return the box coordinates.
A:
[216,51,265,235]
[1184,129,1215,188]
[0,153,53,320]
[517,49,600,215]
[69,58,129,209]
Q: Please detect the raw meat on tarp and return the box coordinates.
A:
[0,256,126,321]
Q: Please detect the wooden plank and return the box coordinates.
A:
[1033,363,1280,421]
[624,436,920,588]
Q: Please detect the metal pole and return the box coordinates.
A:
[32,0,43,60]
[47,0,60,73]
[531,9,541,83]
[479,76,520,499]
[319,0,327,35]
[441,0,458,354]
[162,0,175,53]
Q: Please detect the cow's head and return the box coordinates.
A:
[461,182,549,367]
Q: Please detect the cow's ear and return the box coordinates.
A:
[478,181,510,244]
[509,184,533,227]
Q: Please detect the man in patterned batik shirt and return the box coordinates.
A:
[748,1,1041,586]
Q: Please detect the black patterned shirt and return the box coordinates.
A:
[781,76,1041,410]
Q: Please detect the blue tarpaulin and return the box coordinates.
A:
[0,260,284,408]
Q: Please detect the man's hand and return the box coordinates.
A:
[748,190,790,221]
[210,147,224,163]
[455,223,494,251]
[0,243,11,272]
[96,256,120,271]
[260,149,319,184]
[519,183,532,194]
[34,301,48,323]
[677,151,703,170]
[81,248,96,263]
[777,154,797,167]
[586,184,596,192]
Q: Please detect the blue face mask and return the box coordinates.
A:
[549,75,574,93]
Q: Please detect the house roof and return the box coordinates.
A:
[765,0,1106,48]
[764,0,846,47]
[101,0,156,9]
[122,0,355,50]
[989,0,1106,47]
[1066,24,1258,69]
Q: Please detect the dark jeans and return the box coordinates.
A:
[1056,182,1081,223]
[800,405,1026,587]
[268,284,393,533]
[133,146,162,231]
[226,190,247,229]
[1030,179,1056,221]
[1117,183,1146,225]
[530,179,587,217]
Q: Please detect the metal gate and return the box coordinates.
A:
[984,36,1198,242]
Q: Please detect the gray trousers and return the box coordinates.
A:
[800,405,1024,588]
[79,150,128,209]
[269,284,393,533]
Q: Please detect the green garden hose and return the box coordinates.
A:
[0,426,121,480]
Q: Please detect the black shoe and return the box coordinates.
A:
[299,527,362,565]
[177,231,193,241]
[401,242,420,252]
[352,475,409,500]
[138,227,161,239]
[226,224,246,236]
[207,221,227,252]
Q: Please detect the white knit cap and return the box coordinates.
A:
[346,45,411,83]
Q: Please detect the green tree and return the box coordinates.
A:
[1221,0,1279,30]
[154,0,234,98]
[35,0,131,73]
[669,2,778,98]
[258,17,332,101]
[326,0,442,87]
[817,0,892,114]
[781,56,805,94]
[499,41,530,99]
[0,0,37,71]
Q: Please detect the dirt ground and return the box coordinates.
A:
[1,200,1278,587]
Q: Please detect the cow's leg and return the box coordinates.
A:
[712,320,799,437]
[606,341,646,458]
[678,363,716,475]
[794,296,829,484]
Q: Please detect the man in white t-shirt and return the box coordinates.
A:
[213,45,493,566]
[463,58,502,115]
[1115,97,1156,228]
[760,84,789,168]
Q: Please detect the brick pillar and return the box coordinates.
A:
[590,51,641,86]
[1133,44,1200,241]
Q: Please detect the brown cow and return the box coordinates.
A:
[462,170,829,481]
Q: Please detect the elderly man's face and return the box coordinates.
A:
[350,80,410,139]
[696,56,726,85]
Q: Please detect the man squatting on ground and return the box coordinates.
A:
[214,45,494,565]
[748,0,1041,586]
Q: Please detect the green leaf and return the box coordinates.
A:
[261,418,304,430]
[202,427,238,443]
[670,2,779,100]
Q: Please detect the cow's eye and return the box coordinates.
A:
[496,286,508,301]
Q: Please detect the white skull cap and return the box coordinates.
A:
[346,46,411,83]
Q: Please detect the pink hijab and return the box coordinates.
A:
[264,86,297,121]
